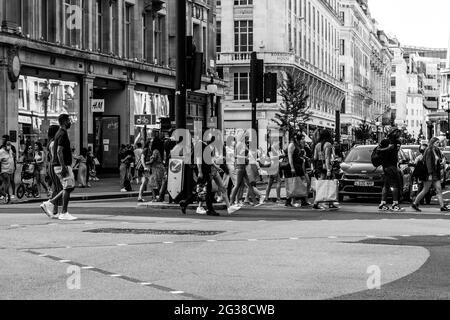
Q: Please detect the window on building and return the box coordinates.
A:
[111,0,119,54]
[234,0,253,5]
[142,14,148,60]
[340,39,345,55]
[391,92,396,104]
[392,65,396,73]
[96,0,103,51]
[216,21,221,53]
[234,73,250,100]
[340,65,345,82]
[154,15,165,65]
[124,3,133,58]
[234,20,253,52]
[64,0,83,47]
[391,77,396,87]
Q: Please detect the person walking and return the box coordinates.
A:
[138,140,152,202]
[1,135,16,200]
[313,129,339,210]
[40,114,77,221]
[157,129,177,203]
[133,142,144,185]
[46,125,63,217]
[0,142,14,202]
[261,142,282,203]
[148,149,165,201]
[377,128,405,213]
[76,148,89,188]
[119,144,134,192]
[285,133,309,207]
[229,132,257,206]
[33,142,50,197]
[412,137,449,212]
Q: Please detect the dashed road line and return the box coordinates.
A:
[22,249,206,300]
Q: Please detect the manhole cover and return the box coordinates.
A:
[83,228,225,236]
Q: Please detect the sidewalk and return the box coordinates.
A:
[12,176,148,204]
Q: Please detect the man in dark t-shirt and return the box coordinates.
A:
[40,114,78,221]
[1,135,16,199]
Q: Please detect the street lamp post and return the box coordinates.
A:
[40,82,51,141]
[445,101,450,145]
[206,74,218,130]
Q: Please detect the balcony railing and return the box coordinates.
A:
[217,51,345,90]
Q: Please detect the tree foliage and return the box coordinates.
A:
[272,70,312,137]
[355,119,372,145]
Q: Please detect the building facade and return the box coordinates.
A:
[0,0,222,170]
[338,0,392,144]
[217,0,345,147]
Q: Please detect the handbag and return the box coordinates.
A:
[285,176,308,198]
[314,179,339,203]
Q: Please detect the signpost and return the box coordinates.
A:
[91,99,105,113]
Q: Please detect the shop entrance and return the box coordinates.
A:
[94,115,120,172]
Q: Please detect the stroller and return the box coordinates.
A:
[16,162,40,199]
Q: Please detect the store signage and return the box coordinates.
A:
[207,117,217,129]
[18,115,32,124]
[91,99,105,112]
[135,114,156,126]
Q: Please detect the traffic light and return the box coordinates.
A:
[250,53,264,103]
[186,36,203,91]
[264,72,278,103]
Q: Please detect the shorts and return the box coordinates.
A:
[53,166,75,190]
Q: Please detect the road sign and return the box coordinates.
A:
[134,115,156,126]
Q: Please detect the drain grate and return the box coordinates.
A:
[83,228,225,236]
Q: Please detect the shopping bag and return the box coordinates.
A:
[314,179,339,203]
[285,177,308,198]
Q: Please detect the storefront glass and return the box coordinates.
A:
[133,91,170,144]
[17,75,81,155]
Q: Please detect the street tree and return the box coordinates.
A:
[272,70,312,138]
[355,119,372,145]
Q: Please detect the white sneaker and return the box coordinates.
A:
[216,196,223,203]
[10,195,16,200]
[58,213,78,221]
[120,188,127,192]
[40,201,55,218]
[196,207,207,215]
[227,205,241,215]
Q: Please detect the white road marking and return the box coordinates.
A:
[117,244,128,246]
[66,246,72,249]
[10,224,20,227]
[38,254,48,257]
[290,237,299,240]
[140,282,152,286]
[206,240,217,242]
[400,235,411,237]
[248,239,258,242]
[170,291,184,295]
[110,274,121,277]
[328,236,338,239]
[163,242,174,244]
[366,235,376,238]
[81,266,94,270]
[59,260,71,263]
[436,234,446,237]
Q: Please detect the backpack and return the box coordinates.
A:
[371,147,383,168]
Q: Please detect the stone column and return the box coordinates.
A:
[126,82,135,144]
[0,47,19,150]
[81,75,95,149]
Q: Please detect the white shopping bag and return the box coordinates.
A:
[314,179,339,203]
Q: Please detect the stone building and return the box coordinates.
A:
[216,0,346,147]
[338,0,392,144]
[0,0,222,171]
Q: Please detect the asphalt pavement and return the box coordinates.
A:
[2,196,450,300]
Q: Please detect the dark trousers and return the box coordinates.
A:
[382,166,402,203]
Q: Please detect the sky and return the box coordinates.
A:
[369,0,450,49]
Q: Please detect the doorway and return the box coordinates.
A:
[94,115,120,172]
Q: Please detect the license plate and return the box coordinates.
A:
[412,184,419,192]
[355,181,374,187]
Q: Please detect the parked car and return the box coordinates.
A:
[338,145,413,202]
